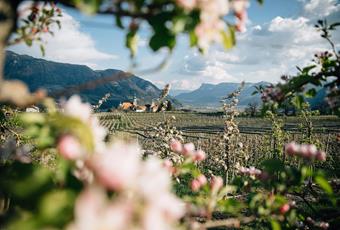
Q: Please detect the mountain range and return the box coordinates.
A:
[174,82,269,108]
[4,51,177,110]
[4,51,327,111]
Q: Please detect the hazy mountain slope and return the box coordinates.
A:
[4,51,177,110]
[175,82,270,107]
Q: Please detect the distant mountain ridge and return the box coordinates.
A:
[175,81,270,107]
[175,81,327,110]
[4,51,178,110]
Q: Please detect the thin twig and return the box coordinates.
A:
[49,71,132,98]
[202,216,255,229]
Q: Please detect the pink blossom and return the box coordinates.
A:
[319,222,329,229]
[194,149,206,161]
[183,142,195,156]
[163,159,173,168]
[69,187,132,230]
[199,0,229,16]
[88,141,140,191]
[232,0,249,14]
[210,176,223,192]
[63,96,107,153]
[239,166,249,174]
[140,158,185,228]
[57,135,84,160]
[89,117,107,152]
[285,142,299,156]
[316,150,326,161]
[299,144,310,158]
[284,142,326,161]
[279,203,290,214]
[170,139,183,153]
[197,174,207,185]
[232,0,249,32]
[71,187,105,230]
[138,156,172,199]
[257,171,270,181]
[155,193,185,220]
[176,0,197,10]
[238,166,265,180]
[305,144,318,158]
[63,95,92,122]
[195,18,225,51]
[235,10,247,32]
[191,179,201,191]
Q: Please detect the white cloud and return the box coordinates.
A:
[9,4,116,69]
[171,0,340,90]
[303,0,340,18]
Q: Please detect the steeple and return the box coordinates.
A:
[133,94,137,106]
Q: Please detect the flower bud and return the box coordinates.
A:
[316,150,326,161]
[285,142,299,156]
[57,135,83,160]
[191,179,201,192]
[170,139,183,153]
[194,149,206,161]
[299,144,310,158]
[306,144,318,158]
[279,203,290,214]
[210,176,223,192]
[319,222,329,229]
[197,175,207,186]
[183,143,195,156]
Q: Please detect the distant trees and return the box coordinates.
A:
[245,102,259,117]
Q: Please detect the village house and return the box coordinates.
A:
[118,96,160,112]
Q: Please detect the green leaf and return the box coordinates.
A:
[221,26,236,49]
[305,88,316,98]
[115,16,124,29]
[20,113,45,124]
[302,65,316,74]
[149,31,176,51]
[261,159,285,173]
[292,95,304,109]
[172,16,186,34]
[40,44,45,56]
[126,31,139,57]
[270,220,281,230]
[39,190,76,226]
[329,22,340,29]
[74,0,101,14]
[25,39,33,46]
[315,175,333,195]
[189,31,198,47]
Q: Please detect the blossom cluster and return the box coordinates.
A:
[284,142,326,161]
[170,139,206,162]
[190,174,207,191]
[238,166,269,181]
[176,0,249,50]
[57,96,184,229]
[260,85,285,103]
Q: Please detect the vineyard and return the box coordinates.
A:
[97,111,340,178]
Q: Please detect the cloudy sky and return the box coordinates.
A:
[8,0,340,90]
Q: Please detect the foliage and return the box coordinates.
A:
[1,1,340,229]
[257,20,340,116]
[8,0,263,60]
[8,2,63,55]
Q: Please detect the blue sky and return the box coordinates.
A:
[9,0,340,90]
